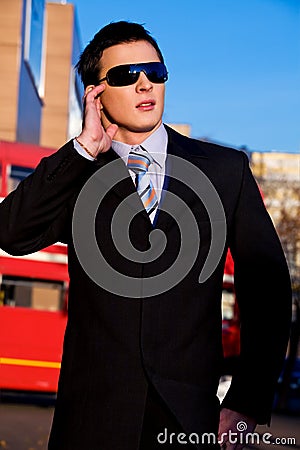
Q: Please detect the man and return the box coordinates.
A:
[0,21,292,450]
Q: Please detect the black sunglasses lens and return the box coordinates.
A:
[146,65,168,83]
[106,63,168,86]
[135,63,168,84]
[107,66,138,86]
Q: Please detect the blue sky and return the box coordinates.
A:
[69,0,300,153]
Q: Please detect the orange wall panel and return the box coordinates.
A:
[41,3,75,149]
[0,0,23,141]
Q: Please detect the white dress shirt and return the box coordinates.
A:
[74,124,168,223]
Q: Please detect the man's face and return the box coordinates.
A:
[98,40,166,144]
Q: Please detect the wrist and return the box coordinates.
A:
[75,136,98,159]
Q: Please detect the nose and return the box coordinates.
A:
[135,71,153,92]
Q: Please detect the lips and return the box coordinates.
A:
[136,99,156,109]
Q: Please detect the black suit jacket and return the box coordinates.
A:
[0,126,292,450]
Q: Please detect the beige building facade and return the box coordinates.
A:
[0,0,24,142]
[0,0,83,149]
[251,151,300,293]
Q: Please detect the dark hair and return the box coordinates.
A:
[76,21,165,87]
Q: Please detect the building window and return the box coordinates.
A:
[0,276,66,312]
[24,0,45,95]
[7,165,33,193]
[68,68,83,140]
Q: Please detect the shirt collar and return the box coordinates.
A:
[111,123,168,168]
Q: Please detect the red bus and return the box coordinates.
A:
[0,140,240,396]
[0,140,69,394]
[221,250,240,373]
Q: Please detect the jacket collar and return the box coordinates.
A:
[93,125,209,230]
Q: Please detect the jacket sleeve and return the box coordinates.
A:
[0,140,95,256]
[221,152,292,424]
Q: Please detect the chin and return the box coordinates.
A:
[132,120,162,133]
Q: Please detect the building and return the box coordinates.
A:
[0,0,83,149]
[0,0,299,287]
[167,123,191,137]
[251,151,300,292]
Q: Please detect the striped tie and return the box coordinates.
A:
[127,149,158,217]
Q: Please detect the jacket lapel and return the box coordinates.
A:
[93,127,210,231]
[95,147,151,225]
[155,126,209,231]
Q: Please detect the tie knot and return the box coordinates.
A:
[127,150,152,174]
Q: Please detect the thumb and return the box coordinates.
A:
[106,124,118,141]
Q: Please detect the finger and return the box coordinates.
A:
[224,444,243,450]
[82,85,93,103]
[85,85,94,95]
[82,85,105,107]
[85,84,105,99]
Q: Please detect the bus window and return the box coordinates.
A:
[0,276,65,312]
[7,165,34,193]
[221,287,236,321]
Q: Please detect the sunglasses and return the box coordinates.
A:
[98,62,168,87]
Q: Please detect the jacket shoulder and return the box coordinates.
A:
[165,124,248,164]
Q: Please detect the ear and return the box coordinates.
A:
[84,85,95,96]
